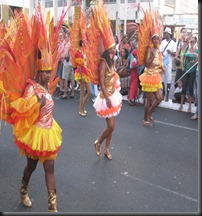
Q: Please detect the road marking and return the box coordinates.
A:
[155,120,198,132]
[121,172,198,203]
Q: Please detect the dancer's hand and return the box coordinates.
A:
[37,95,46,108]
[106,98,112,108]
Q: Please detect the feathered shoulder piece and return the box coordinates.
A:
[85,0,115,85]
[69,5,87,68]
[93,0,115,52]
[85,12,100,85]
[0,5,68,125]
[137,9,162,65]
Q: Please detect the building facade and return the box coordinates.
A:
[0,0,198,39]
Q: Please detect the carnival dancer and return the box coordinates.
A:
[70,6,91,117]
[138,10,163,126]
[92,0,122,160]
[0,6,68,212]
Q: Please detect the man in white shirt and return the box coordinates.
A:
[160,27,176,101]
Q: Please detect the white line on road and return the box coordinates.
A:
[155,120,198,132]
[121,172,198,203]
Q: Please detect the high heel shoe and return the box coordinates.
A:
[48,189,58,212]
[104,148,112,160]
[142,120,153,127]
[148,116,154,125]
[20,178,32,208]
[94,140,101,157]
[79,112,87,117]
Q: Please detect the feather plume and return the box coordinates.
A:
[85,13,100,85]
[0,5,70,123]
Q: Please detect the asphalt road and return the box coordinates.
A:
[0,90,199,214]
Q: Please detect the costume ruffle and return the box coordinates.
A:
[93,76,122,118]
[14,119,62,163]
[139,71,162,92]
[75,66,91,83]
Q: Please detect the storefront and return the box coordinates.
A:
[163,14,198,39]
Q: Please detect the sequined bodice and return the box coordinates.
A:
[24,80,53,128]
[100,65,115,98]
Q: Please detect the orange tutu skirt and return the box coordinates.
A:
[75,66,91,83]
[139,72,162,92]
[93,74,122,118]
[14,119,62,163]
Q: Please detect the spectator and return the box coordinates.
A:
[119,34,129,53]
[172,80,183,103]
[191,65,198,120]
[179,36,198,112]
[174,37,189,89]
[160,27,176,102]
[128,49,139,106]
[117,47,130,96]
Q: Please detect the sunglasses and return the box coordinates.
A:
[183,41,188,42]
[190,41,196,43]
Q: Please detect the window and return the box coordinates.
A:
[104,0,116,3]
[45,0,53,8]
[165,0,175,6]
[58,0,67,7]
[71,0,79,6]
[121,0,136,3]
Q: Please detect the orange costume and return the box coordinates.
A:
[139,49,163,92]
[137,10,163,93]
[74,48,90,83]
[92,1,122,118]
[0,6,67,163]
[93,59,122,118]
[11,79,62,162]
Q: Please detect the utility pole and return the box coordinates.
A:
[115,0,121,38]
[53,0,58,26]
[136,0,140,24]
[124,0,127,34]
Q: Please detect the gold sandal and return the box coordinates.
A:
[94,140,101,157]
[148,116,154,125]
[79,112,87,117]
[142,120,153,127]
[104,148,112,160]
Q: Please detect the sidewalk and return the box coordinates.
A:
[122,94,196,114]
[122,69,197,114]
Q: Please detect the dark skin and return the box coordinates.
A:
[143,36,163,123]
[97,46,116,150]
[22,70,56,191]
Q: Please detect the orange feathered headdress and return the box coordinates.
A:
[69,5,88,68]
[93,0,115,51]
[151,11,161,39]
[137,9,162,65]
[35,7,52,71]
